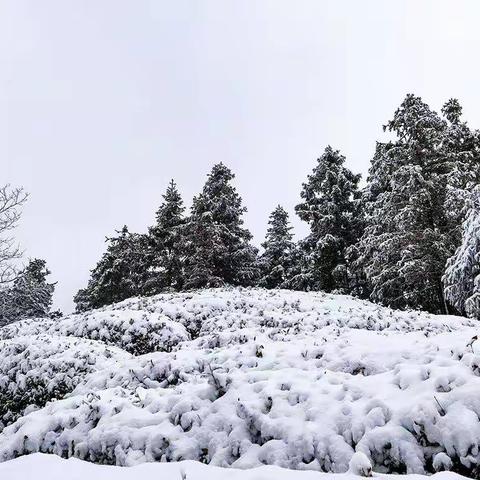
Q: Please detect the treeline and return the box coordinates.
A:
[75,94,480,318]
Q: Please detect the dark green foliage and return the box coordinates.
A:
[145,180,186,294]
[74,226,150,311]
[258,205,295,288]
[0,258,55,326]
[183,163,259,288]
[440,98,480,244]
[443,188,480,318]
[354,94,480,313]
[293,146,361,292]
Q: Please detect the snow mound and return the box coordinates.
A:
[0,453,473,480]
[0,288,479,477]
[0,309,189,355]
[0,335,129,428]
[349,452,373,477]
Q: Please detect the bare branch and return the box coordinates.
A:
[0,185,28,284]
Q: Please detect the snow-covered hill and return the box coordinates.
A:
[0,288,479,477]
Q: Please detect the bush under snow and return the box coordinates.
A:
[0,335,129,428]
[0,288,479,477]
[0,309,189,355]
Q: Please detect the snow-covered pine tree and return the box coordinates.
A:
[443,188,480,318]
[183,163,259,288]
[354,94,453,313]
[440,98,480,244]
[258,205,294,288]
[292,146,361,293]
[74,226,150,311]
[145,180,186,294]
[0,258,55,326]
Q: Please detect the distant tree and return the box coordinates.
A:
[443,188,480,318]
[258,205,294,288]
[183,163,258,288]
[74,226,150,311]
[0,185,28,284]
[72,287,91,313]
[292,146,361,293]
[0,258,55,326]
[145,180,186,294]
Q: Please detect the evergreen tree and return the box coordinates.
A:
[145,180,186,294]
[354,94,460,313]
[443,188,480,318]
[441,99,480,243]
[0,258,55,326]
[183,163,258,288]
[258,205,294,288]
[74,226,150,311]
[292,146,361,292]
[353,95,480,313]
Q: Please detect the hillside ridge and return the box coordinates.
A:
[0,288,479,476]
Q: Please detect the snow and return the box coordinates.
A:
[349,452,373,477]
[443,187,480,318]
[0,309,189,355]
[0,288,479,476]
[0,453,472,480]
[0,334,129,428]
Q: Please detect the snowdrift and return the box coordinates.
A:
[0,453,473,480]
[0,288,479,477]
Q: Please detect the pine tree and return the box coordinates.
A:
[443,188,480,318]
[145,180,185,294]
[353,95,480,313]
[441,98,480,244]
[0,258,55,326]
[292,146,361,292]
[258,205,294,288]
[183,163,258,288]
[354,95,454,313]
[74,226,150,311]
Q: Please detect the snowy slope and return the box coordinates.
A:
[0,453,473,480]
[0,288,479,477]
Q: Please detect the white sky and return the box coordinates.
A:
[2,0,480,313]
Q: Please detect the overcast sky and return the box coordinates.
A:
[2,0,480,312]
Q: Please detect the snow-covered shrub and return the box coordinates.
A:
[0,288,479,476]
[0,335,128,429]
[0,310,189,355]
[348,452,372,477]
[433,452,453,472]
